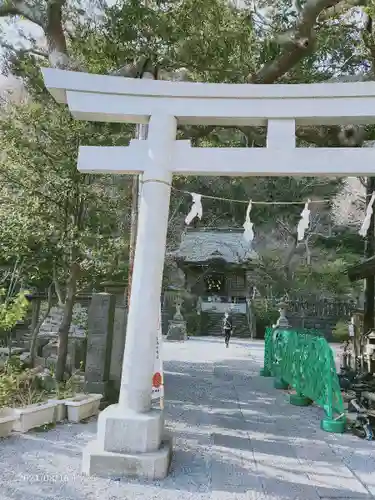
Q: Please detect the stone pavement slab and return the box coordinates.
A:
[0,337,372,500]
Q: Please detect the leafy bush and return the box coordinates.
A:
[253,299,279,338]
[0,363,82,408]
[185,311,200,336]
[4,355,24,374]
[0,367,47,408]
[53,374,79,400]
[0,289,30,333]
[0,372,17,407]
[332,320,350,343]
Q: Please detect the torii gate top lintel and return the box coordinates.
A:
[42,68,375,127]
[42,68,375,177]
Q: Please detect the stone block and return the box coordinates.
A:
[45,355,72,371]
[97,404,164,454]
[85,293,115,397]
[84,381,107,397]
[109,305,127,392]
[166,320,187,341]
[34,356,46,368]
[82,437,172,480]
[42,340,58,358]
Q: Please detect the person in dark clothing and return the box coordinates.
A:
[223,312,233,347]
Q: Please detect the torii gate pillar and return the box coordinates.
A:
[83,113,176,479]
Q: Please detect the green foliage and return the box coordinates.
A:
[0,97,132,290]
[0,290,29,336]
[253,299,279,338]
[0,372,17,407]
[332,320,350,343]
[0,368,47,408]
[4,355,25,374]
[52,374,79,400]
[90,0,256,82]
[0,0,369,302]
[0,363,80,408]
[185,311,200,336]
[293,257,359,297]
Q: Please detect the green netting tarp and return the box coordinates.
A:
[264,327,344,419]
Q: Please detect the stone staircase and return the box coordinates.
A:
[200,311,250,337]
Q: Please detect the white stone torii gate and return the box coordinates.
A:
[42,67,375,480]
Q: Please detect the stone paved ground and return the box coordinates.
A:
[0,337,373,500]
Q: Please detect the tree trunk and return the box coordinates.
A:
[55,263,80,381]
[363,176,375,335]
[30,298,41,339]
[7,331,12,358]
[30,284,53,367]
[45,0,69,68]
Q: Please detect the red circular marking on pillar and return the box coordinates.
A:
[152,372,162,388]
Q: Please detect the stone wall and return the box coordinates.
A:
[279,298,355,340]
[288,314,352,340]
[38,303,87,338]
[29,291,125,387]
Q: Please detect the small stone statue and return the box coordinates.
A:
[275,300,290,329]
[173,297,184,321]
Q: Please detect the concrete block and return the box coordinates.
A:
[97,404,164,454]
[82,436,172,480]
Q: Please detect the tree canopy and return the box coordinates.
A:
[0,0,372,299]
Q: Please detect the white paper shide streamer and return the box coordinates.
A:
[185,193,203,225]
[359,191,375,237]
[297,199,311,241]
[243,200,255,242]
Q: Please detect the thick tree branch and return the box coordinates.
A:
[30,282,53,366]
[320,0,367,19]
[0,0,45,26]
[237,126,265,147]
[249,0,348,84]
[53,261,64,306]
[45,0,68,68]
[1,41,48,59]
[0,0,75,69]
[110,56,157,78]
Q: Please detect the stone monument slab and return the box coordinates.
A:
[85,293,115,398]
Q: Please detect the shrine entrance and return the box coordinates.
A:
[204,272,226,295]
[42,68,375,480]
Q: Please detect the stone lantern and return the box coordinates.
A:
[166,294,187,341]
[275,299,290,329]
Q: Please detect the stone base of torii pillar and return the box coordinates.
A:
[82,407,172,479]
[81,114,176,480]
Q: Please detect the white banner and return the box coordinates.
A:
[152,305,164,403]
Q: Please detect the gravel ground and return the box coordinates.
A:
[0,337,373,500]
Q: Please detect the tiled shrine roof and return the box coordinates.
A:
[170,228,258,264]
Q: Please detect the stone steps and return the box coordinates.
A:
[200,312,250,337]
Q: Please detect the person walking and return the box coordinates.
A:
[223,311,233,348]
